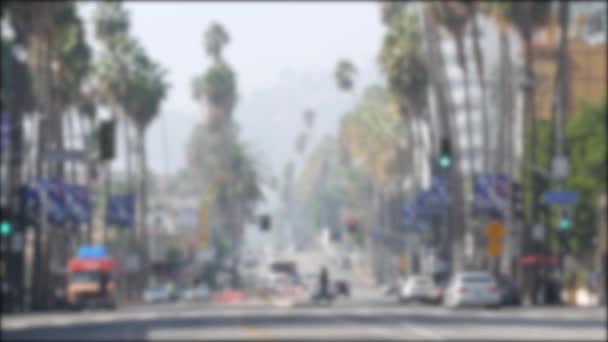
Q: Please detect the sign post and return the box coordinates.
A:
[484,220,506,258]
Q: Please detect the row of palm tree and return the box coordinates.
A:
[2,1,169,308]
[294,1,556,281]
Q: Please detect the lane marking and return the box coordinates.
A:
[240,324,277,342]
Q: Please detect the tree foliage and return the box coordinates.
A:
[334,59,357,92]
[204,22,230,63]
[378,10,428,118]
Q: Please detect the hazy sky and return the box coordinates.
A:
[78,2,386,175]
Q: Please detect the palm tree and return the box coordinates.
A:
[122,44,169,289]
[482,1,552,296]
[204,22,230,63]
[378,9,429,177]
[334,59,357,99]
[93,1,134,191]
[466,3,491,173]
[420,2,470,272]
[428,2,475,176]
[303,109,315,130]
[295,132,308,155]
[379,0,408,26]
[6,1,69,309]
[193,23,237,127]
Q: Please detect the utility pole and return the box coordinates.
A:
[553,0,571,295]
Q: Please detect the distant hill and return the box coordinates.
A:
[234,60,384,181]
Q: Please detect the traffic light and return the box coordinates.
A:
[346,217,359,234]
[0,206,11,237]
[260,214,271,231]
[511,181,524,219]
[558,207,571,231]
[98,119,116,161]
[438,137,452,169]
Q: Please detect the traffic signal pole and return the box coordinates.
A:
[552,1,571,301]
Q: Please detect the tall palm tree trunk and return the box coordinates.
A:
[422,7,468,273]
[455,33,476,269]
[135,126,150,296]
[496,27,517,276]
[470,12,491,174]
[521,24,539,304]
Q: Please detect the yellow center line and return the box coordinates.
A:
[240,323,276,342]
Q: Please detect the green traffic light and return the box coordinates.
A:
[559,218,570,230]
[0,221,11,236]
[439,155,451,168]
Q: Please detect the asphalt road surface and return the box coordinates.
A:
[2,294,606,341]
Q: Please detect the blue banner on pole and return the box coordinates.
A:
[473,173,510,217]
[106,193,134,228]
[19,179,93,226]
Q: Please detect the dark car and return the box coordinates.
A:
[495,274,521,306]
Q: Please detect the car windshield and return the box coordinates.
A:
[70,272,101,283]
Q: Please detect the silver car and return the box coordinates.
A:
[443,271,501,309]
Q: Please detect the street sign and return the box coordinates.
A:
[486,242,502,257]
[542,190,578,205]
[551,156,569,180]
[43,149,87,162]
[399,256,408,271]
[485,220,506,240]
[484,220,505,257]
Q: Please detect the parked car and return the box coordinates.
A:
[443,271,501,309]
[399,275,435,303]
[430,278,450,305]
[494,274,521,306]
[143,287,171,304]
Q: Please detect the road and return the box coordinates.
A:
[2,293,606,341]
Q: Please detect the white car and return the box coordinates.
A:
[143,287,171,304]
[443,271,501,309]
[399,275,434,303]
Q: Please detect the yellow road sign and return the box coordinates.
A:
[486,241,502,257]
[485,220,505,240]
[399,256,408,271]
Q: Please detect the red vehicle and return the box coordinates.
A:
[66,257,118,310]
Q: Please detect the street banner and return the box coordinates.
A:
[19,178,92,226]
[106,193,134,228]
[473,173,510,216]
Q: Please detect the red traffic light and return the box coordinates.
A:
[345,217,358,232]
